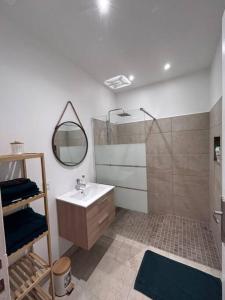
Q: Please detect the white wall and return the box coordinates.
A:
[116,69,210,119]
[222,12,225,298]
[210,38,222,108]
[0,16,115,260]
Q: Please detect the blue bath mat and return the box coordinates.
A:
[134,250,222,300]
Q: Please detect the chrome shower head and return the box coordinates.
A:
[117,112,131,117]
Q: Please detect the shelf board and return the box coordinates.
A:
[0,153,44,162]
[25,285,52,300]
[8,231,49,260]
[9,252,51,300]
[2,193,45,215]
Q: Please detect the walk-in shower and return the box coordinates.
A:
[107,108,133,144]
[93,108,155,213]
[107,108,155,144]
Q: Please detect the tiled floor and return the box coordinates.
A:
[105,209,221,270]
[56,235,220,300]
[55,209,221,300]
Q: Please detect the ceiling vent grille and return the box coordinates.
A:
[104,75,132,90]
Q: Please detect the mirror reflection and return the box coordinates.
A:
[52,121,88,166]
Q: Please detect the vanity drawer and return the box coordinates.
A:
[87,200,115,231]
[86,191,115,248]
[87,208,115,249]
[87,191,114,221]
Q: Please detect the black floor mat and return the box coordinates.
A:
[134,250,222,300]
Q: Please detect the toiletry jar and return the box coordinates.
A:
[10,141,24,154]
[53,257,72,297]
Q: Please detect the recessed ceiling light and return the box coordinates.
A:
[164,63,171,71]
[129,75,135,82]
[97,0,111,15]
[104,75,132,90]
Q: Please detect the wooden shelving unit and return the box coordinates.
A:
[0,153,44,162]
[3,192,45,215]
[9,253,51,300]
[8,231,49,260]
[0,153,55,300]
[24,285,52,300]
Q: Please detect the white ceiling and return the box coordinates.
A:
[1,0,224,92]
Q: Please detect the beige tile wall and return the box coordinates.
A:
[93,119,107,145]
[93,112,211,222]
[117,122,146,144]
[93,119,118,145]
[145,112,210,222]
[55,129,87,146]
[209,98,222,258]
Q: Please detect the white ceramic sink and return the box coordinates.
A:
[57,182,114,208]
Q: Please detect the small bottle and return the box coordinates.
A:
[81,175,86,186]
[215,147,221,163]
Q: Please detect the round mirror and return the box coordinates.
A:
[52,121,88,166]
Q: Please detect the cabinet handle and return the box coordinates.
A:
[98,213,109,225]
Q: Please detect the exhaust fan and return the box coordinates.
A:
[104,75,132,90]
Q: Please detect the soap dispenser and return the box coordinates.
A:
[81,175,86,186]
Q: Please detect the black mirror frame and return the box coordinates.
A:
[52,121,88,167]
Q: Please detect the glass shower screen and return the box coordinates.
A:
[93,109,148,213]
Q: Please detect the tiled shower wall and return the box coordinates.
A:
[93,112,210,221]
[146,113,209,222]
[209,98,222,257]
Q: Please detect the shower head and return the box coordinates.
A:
[107,108,131,120]
[117,112,131,117]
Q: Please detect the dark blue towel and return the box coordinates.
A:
[0,178,40,206]
[0,178,30,188]
[4,207,47,255]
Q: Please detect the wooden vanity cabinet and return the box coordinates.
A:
[57,190,115,250]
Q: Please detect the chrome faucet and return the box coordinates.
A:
[75,176,86,191]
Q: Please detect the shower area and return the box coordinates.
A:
[93,108,153,213]
[92,107,222,271]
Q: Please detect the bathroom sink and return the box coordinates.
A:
[57,182,114,208]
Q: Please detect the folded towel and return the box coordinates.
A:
[0,178,30,188]
[2,188,40,207]
[0,178,40,206]
[1,181,39,200]
[4,207,47,255]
